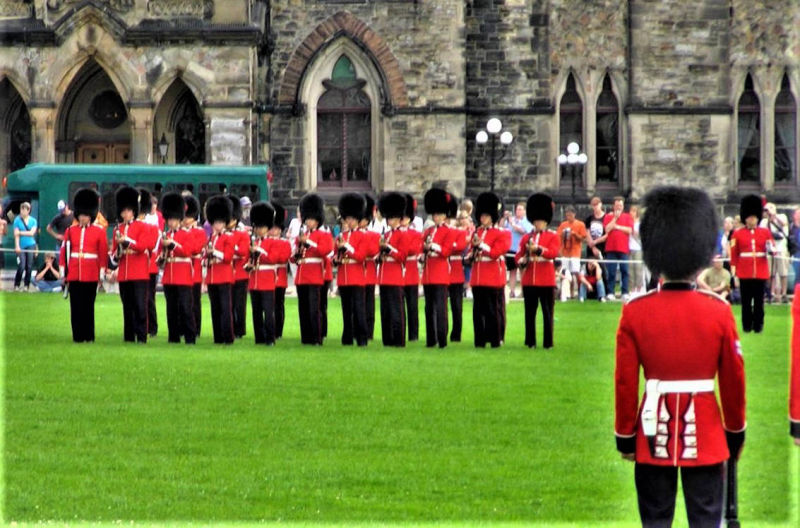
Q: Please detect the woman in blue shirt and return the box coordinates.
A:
[13,202,38,291]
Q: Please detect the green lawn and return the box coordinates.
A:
[1,291,796,527]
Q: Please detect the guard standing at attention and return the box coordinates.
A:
[228,195,251,339]
[335,193,369,347]
[182,194,206,338]
[446,194,469,342]
[359,194,381,340]
[421,188,453,348]
[271,201,291,339]
[401,193,422,342]
[377,192,409,347]
[204,195,235,344]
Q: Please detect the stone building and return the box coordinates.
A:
[1,0,799,208]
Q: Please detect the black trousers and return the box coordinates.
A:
[69,281,97,342]
[192,283,202,337]
[148,273,158,336]
[232,279,249,338]
[380,285,406,347]
[164,285,196,344]
[250,289,276,345]
[404,284,419,341]
[321,280,331,338]
[365,283,376,339]
[634,463,724,528]
[740,278,766,332]
[340,285,368,346]
[207,283,234,344]
[424,284,449,348]
[297,284,323,345]
[448,283,464,342]
[522,286,555,348]
[275,287,286,338]
[119,280,149,343]
[472,286,503,348]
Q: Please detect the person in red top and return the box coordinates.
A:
[271,201,291,339]
[335,193,369,347]
[401,193,422,342]
[602,196,634,301]
[446,194,469,342]
[421,188,453,348]
[359,194,380,340]
[730,194,775,333]
[792,283,800,444]
[203,195,235,344]
[227,196,251,339]
[292,193,334,345]
[377,192,408,347]
[159,192,201,344]
[469,192,511,348]
[515,193,560,349]
[61,188,108,342]
[615,186,746,527]
[182,194,206,338]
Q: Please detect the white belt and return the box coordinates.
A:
[166,257,192,264]
[384,257,401,263]
[299,257,323,264]
[71,252,98,259]
[641,378,715,436]
[257,264,278,271]
[449,256,462,261]
[739,252,766,257]
[477,256,498,262]
[406,256,419,261]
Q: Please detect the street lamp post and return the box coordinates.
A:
[476,118,513,193]
[557,142,587,205]
[158,133,169,164]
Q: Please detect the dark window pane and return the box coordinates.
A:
[596,113,618,183]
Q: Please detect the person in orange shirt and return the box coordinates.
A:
[555,205,587,300]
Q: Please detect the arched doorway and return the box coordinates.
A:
[154,79,205,164]
[56,59,131,164]
[0,78,31,176]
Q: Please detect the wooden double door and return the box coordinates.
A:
[77,143,130,164]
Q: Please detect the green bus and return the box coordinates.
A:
[2,163,270,268]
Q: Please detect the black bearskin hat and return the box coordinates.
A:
[160,192,185,221]
[475,192,503,224]
[299,193,325,224]
[739,194,763,221]
[526,193,554,224]
[73,188,100,223]
[271,201,287,230]
[228,195,242,222]
[378,192,406,220]
[404,193,417,219]
[362,194,376,222]
[447,193,459,219]
[137,188,152,217]
[205,195,233,225]
[641,186,718,280]
[250,201,275,229]
[424,188,450,216]
[115,186,140,218]
[184,194,200,220]
[339,193,367,220]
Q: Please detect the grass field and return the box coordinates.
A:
[1,291,797,527]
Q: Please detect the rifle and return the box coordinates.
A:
[293,226,309,262]
[244,234,259,272]
[725,457,740,528]
[466,230,482,264]
[203,236,216,269]
[62,233,70,299]
[156,228,173,268]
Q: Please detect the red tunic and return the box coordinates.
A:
[402,226,423,286]
[111,220,155,282]
[147,223,161,275]
[60,224,108,282]
[360,228,381,286]
[204,231,235,285]
[189,226,207,285]
[421,223,452,285]
[271,236,291,288]
[729,226,773,280]
[447,227,470,285]
[615,285,746,466]
[469,227,511,288]
[515,229,560,287]
[162,228,204,286]
[249,236,292,291]
[791,284,800,439]
[231,228,251,281]
[293,229,334,286]
[336,229,367,287]
[378,228,407,286]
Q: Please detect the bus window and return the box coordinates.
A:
[164,183,194,194]
[100,182,126,222]
[230,184,260,204]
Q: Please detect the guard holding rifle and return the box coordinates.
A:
[446,194,470,343]
[228,195,251,339]
[159,191,201,344]
[377,192,409,347]
[335,193,369,347]
[401,193,422,342]
[614,186,745,527]
[109,185,156,343]
[271,201,291,339]
[204,195,235,344]
[139,188,160,338]
[60,188,107,342]
[292,193,333,346]
[183,194,206,338]
[515,193,560,349]
[421,188,453,349]
[359,194,381,340]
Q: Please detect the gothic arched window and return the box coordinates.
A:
[317,55,371,188]
[775,74,796,184]
[737,75,760,183]
[596,75,619,183]
[559,74,583,182]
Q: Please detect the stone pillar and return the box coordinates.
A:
[762,98,775,192]
[206,107,251,165]
[128,106,154,164]
[29,107,55,163]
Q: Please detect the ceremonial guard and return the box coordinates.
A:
[204,195,235,344]
[468,192,511,348]
[159,192,201,344]
[183,194,206,337]
[271,201,291,339]
[792,282,800,443]
[446,194,470,343]
[292,193,334,345]
[515,193,560,349]
[377,192,409,347]
[248,201,290,346]
[109,186,156,343]
[614,186,746,527]
[401,193,422,342]
[321,226,334,339]
[138,188,160,338]
[228,195,251,339]
[730,194,774,333]
[421,188,453,348]
[60,188,107,342]
[359,194,381,340]
[335,193,369,347]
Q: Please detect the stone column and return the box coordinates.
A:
[761,96,776,192]
[29,106,56,163]
[206,107,251,165]
[128,106,154,164]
